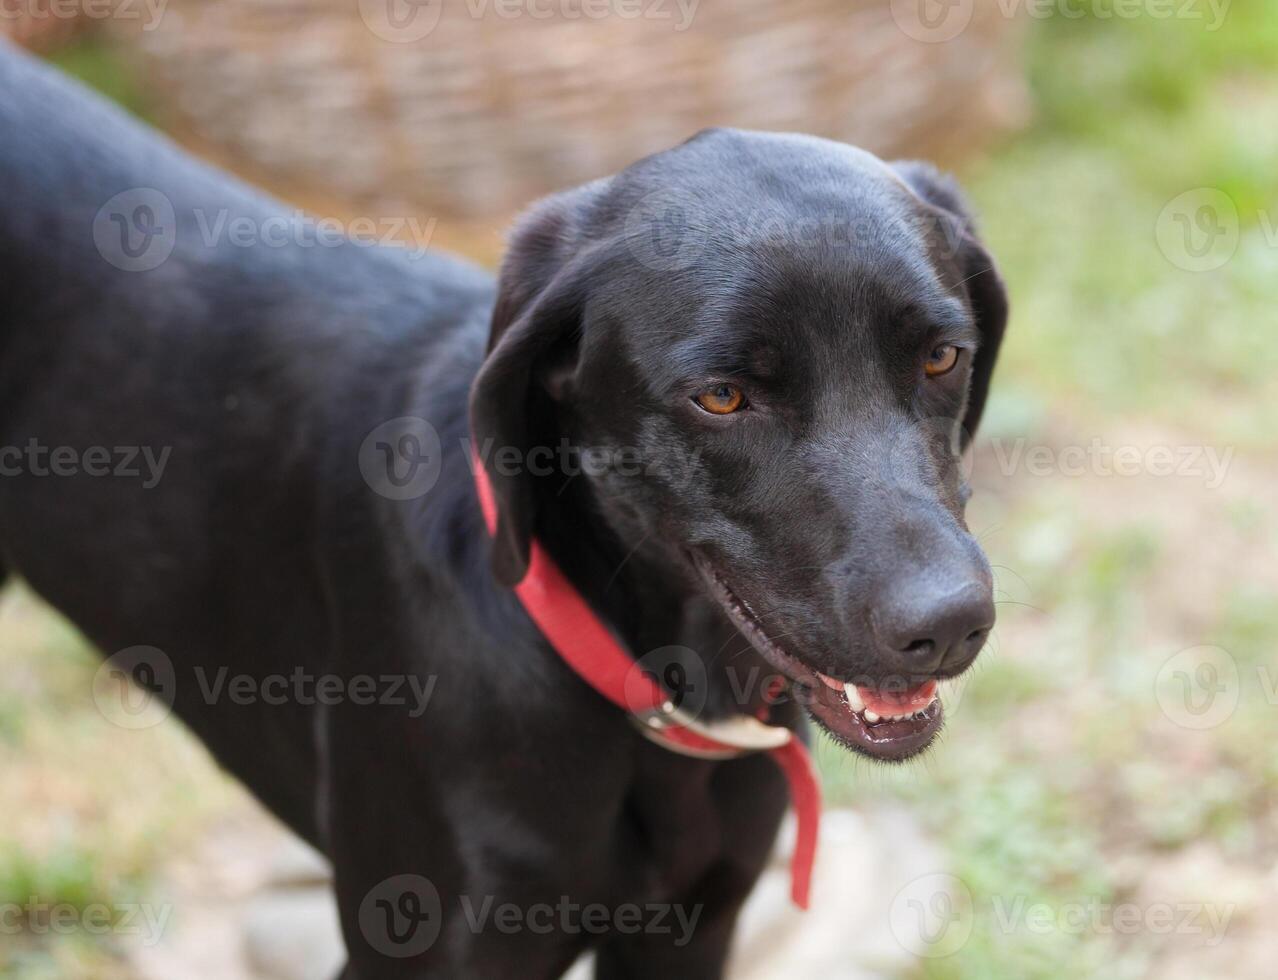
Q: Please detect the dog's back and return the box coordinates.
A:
[0,39,495,839]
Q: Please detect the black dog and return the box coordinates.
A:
[0,41,1005,979]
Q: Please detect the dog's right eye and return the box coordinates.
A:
[924,344,961,378]
[694,384,746,415]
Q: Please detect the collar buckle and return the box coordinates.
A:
[630,699,794,759]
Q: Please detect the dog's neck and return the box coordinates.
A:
[533,472,782,722]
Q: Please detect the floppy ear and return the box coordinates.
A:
[468,186,603,585]
[891,161,1009,447]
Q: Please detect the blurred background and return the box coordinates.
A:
[2,1,1277,977]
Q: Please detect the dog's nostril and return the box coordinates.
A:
[874,581,994,674]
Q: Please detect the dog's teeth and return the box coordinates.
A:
[843,683,865,713]
[864,710,880,724]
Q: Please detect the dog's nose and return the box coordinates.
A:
[873,581,994,676]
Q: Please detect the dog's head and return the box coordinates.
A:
[470,129,1007,761]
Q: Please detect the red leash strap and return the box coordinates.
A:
[766,738,820,909]
[471,452,820,909]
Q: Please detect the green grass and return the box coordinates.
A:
[0,844,145,979]
[1215,585,1278,663]
[967,1,1278,446]
[0,845,142,919]
[48,36,151,121]
[0,586,235,979]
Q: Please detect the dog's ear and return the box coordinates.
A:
[891,161,1009,447]
[468,185,604,585]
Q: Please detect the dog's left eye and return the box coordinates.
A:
[694,384,746,415]
[924,344,960,378]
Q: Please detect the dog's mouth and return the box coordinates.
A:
[691,553,944,762]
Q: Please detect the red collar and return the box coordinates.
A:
[472,456,820,909]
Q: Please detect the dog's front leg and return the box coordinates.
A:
[590,848,772,980]
[322,697,587,980]
[323,693,458,979]
[591,898,740,980]
[592,754,788,980]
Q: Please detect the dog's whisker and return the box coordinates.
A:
[993,598,1048,614]
[555,472,580,498]
[604,533,651,592]
[988,563,1031,595]
[974,523,1004,544]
